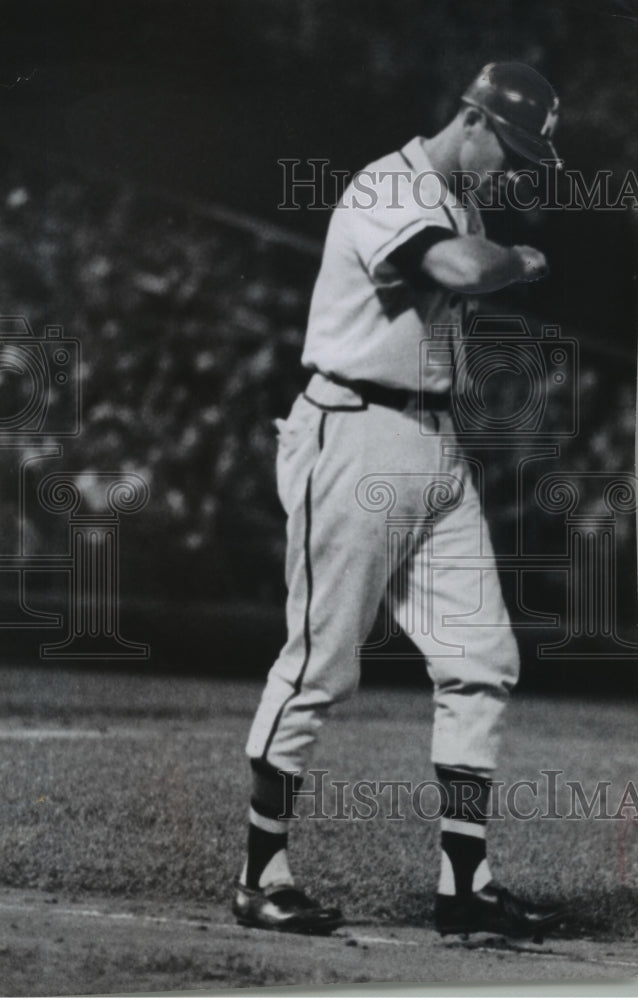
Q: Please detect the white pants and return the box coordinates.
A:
[246,375,519,778]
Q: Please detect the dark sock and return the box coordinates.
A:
[250,758,301,820]
[435,765,491,823]
[244,759,302,891]
[435,765,491,897]
[245,824,288,890]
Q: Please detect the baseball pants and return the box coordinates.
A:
[246,374,520,778]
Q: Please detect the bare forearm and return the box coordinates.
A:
[423,236,548,293]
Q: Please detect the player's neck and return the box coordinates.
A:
[421,123,462,196]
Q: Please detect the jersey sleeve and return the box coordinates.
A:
[387,227,456,288]
[348,168,458,285]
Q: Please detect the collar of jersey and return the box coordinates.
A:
[400,135,466,218]
[400,136,433,175]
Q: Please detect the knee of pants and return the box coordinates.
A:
[498,630,521,691]
[429,628,520,697]
[320,660,361,703]
[479,629,521,695]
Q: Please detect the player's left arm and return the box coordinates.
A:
[422,236,548,292]
[389,230,549,293]
[386,227,457,288]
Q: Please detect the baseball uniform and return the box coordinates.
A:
[246,136,519,778]
[235,62,566,941]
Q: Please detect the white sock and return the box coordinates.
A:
[257,848,294,888]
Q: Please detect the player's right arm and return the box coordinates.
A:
[420,236,548,293]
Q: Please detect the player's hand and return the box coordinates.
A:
[512,245,549,283]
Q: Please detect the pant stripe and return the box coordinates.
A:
[261,412,327,761]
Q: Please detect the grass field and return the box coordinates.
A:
[0,664,635,950]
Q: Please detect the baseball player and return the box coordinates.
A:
[233,63,566,937]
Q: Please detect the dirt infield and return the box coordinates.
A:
[0,888,636,994]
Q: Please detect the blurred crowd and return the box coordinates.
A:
[0,160,634,623]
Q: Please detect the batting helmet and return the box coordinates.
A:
[462,62,561,166]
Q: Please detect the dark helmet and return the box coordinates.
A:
[461,62,561,166]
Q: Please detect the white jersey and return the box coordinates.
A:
[302,136,484,392]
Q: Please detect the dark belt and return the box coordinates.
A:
[326,374,451,412]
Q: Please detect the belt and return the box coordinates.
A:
[326,374,451,412]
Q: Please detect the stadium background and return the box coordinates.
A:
[0,0,635,690]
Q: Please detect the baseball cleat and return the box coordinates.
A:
[434,881,566,939]
[232,881,343,935]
